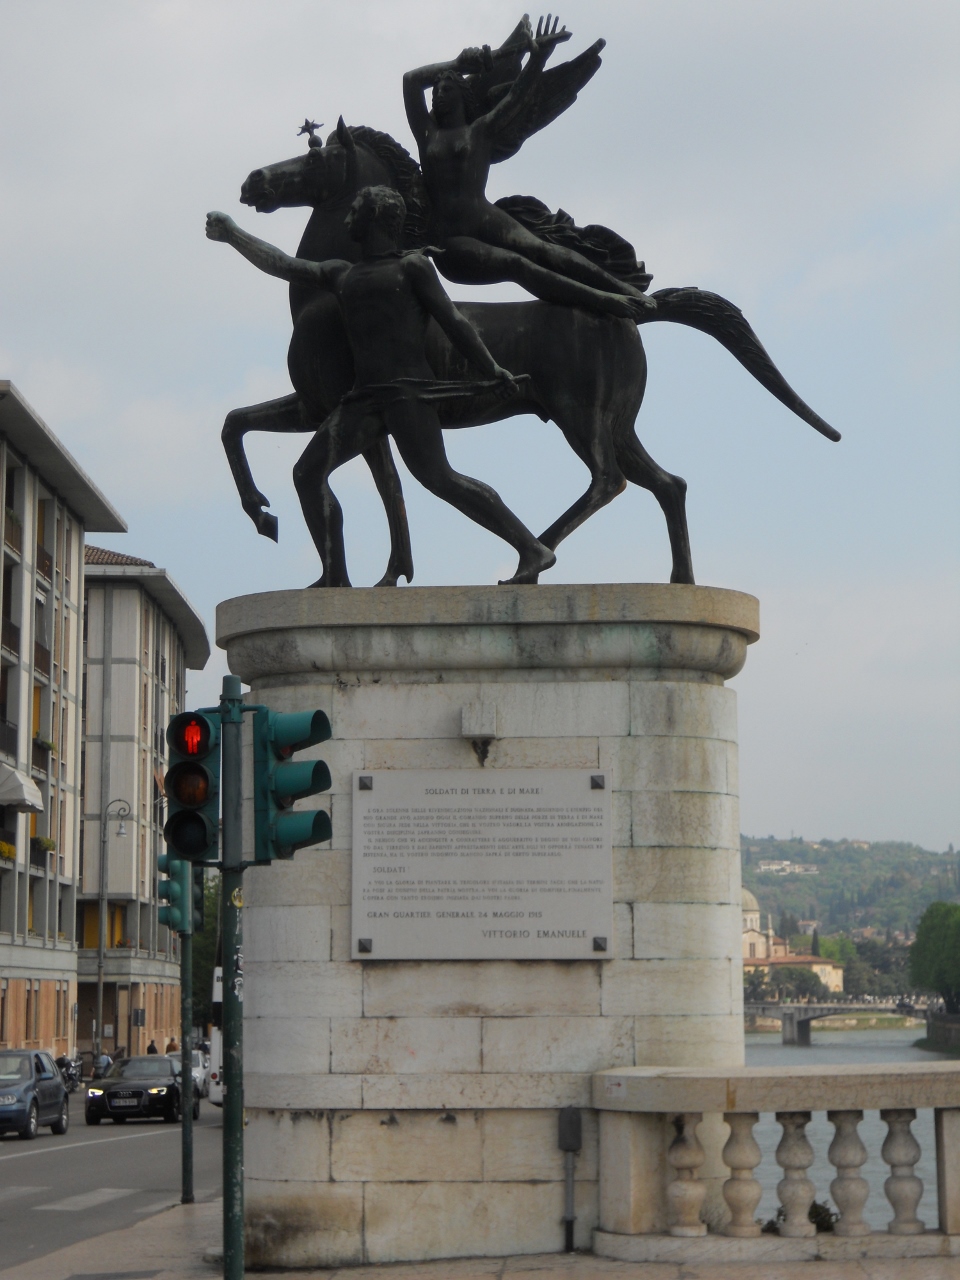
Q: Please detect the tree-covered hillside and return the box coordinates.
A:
[741,835,960,935]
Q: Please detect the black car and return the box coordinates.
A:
[0,1049,70,1139]
[85,1055,200,1125]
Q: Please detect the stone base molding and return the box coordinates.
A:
[217,583,758,1267]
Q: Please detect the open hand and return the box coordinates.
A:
[534,15,571,50]
[205,211,236,242]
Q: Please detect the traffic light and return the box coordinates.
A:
[158,852,193,934]
[164,711,221,863]
[253,708,332,861]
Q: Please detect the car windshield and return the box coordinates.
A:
[105,1058,174,1080]
[0,1053,31,1084]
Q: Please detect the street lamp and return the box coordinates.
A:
[95,798,131,1065]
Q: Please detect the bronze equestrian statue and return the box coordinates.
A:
[213,17,839,588]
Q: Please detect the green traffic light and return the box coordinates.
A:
[253,707,332,862]
[273,759,332,803]
[274,809,333,854]
[269,710,331,757]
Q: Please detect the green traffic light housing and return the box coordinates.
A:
[158,852,194,934]
[254,708,332,861]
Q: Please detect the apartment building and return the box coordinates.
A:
[78,547,209,1058]
[0,381,125,1055]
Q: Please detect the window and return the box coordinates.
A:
[749,943,756,958]
[0,979,7,1042]
[24,981,33,1041]
[54,983,61,1040]
[32,985,40,1041]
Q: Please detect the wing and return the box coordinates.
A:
[489,40,605,165]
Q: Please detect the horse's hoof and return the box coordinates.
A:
[256,511,279,542]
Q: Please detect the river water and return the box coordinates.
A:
[743,1027,949,1231]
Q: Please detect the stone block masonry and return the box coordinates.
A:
[217,582,759,1267]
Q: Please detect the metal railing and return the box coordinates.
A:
[3,513,22,555]
[0,717,17,758]
[31,738,50,773]
[34,640,51,679]
[36,544,52,582]
[1,617,19,659]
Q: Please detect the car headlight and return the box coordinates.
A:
[0,1093,18,1105]
[147,1086,168,1095]
[87,1088,104,1096]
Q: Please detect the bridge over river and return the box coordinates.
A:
[744,1002,904,1045]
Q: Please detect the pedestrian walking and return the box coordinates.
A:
[146,1039,159,1054]
[165,1038,179,1053]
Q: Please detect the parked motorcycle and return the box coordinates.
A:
[55,1055,82,1093]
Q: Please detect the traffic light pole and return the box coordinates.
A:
[180,929,194,1204]
[219,676,245,1280]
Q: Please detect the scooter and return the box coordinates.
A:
[55,1055,82,1093]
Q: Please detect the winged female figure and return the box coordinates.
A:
[403,15,656,320]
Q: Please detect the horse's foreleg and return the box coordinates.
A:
[363,438,414,586]
[613,427,694,584]
[222,394,309,541]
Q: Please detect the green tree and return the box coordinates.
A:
[910,901,960,1013]
[819,934,856,965]
[778,910,800,939]
[770,966,829,1001]
[811,928,820,956]
[744,969,769,1001]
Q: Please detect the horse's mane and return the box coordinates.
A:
[328,123,429,249]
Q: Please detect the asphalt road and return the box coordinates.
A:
[0,1093,222,1270]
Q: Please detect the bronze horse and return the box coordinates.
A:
[222,122,838,587]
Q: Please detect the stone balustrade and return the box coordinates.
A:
[592,1063,960,1264]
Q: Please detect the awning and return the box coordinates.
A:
[0,763,44,812]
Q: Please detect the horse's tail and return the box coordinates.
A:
[639,287,840,442]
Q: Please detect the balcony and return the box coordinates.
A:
[34,640,51,680]
[593,1063,960,1263]
[1,617,19,661]
[0,827,15,863]
[29,836,53,871]
[3,512,22,556]
[31,737,50,774]
[36,543,52,583]
[0,717,17,759]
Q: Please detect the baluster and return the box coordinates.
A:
[775,1111,816,1237]
[827,1109,870,1236]
[881,1108,925,1235]
[722,1111,762,1236]
[666,1111,707,1236]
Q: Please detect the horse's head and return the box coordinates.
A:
[240,117,382,214]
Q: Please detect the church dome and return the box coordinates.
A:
[742,888,759,911]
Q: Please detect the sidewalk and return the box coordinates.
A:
[0,1199,956,1280]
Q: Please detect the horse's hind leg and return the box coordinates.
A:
[222,393,308,541]
[537,413,627,560]
[614,426,694,584]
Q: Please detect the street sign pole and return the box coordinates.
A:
[180,928,194,1204]
[219,675,245,1280]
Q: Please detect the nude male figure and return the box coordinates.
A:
[206,186,556,586]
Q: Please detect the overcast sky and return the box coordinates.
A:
[1,1,957,849]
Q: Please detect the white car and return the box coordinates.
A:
[166,1050,207,1099]
[207,1028,222,1108]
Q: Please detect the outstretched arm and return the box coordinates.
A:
[408,256,513,381]
[402,45,491,143]
[205,212,346,290]
[482,18,570,133]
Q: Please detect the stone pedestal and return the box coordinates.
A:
[216,583,758,1268]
